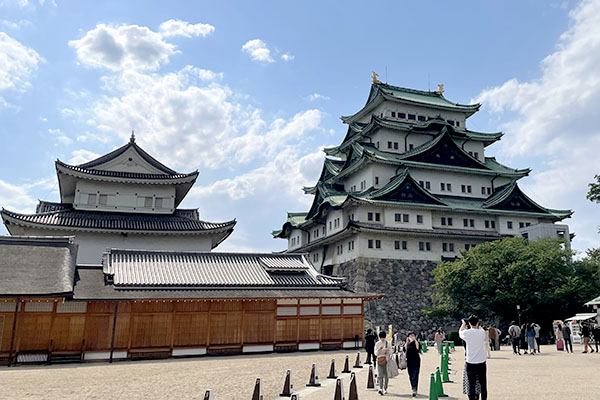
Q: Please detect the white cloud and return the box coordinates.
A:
[475,0,600,156]
[192,147,325,201]
[0,32,43,93]
[69,149,100,164]
[0,179,37,214]
[0,19,31,29]
[241,39,274,63]
[83,66,323,172]
[69,24,177,71]
[48,128,72,145]
[474,0,600,252]
[281,53,294,61]
[159,19,215,38]
[306,92,330,102]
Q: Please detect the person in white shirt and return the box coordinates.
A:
[374,331,392,395]
[459,315,488,400]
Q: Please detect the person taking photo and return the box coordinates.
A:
[459,315,488,400]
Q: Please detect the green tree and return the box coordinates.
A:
[429,237,600,327]
[587,174,600,203]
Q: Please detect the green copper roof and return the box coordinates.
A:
[342,82,480,123]
[324,116,503,157]
[271,212,308,238]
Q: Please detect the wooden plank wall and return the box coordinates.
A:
[0,298,365,358]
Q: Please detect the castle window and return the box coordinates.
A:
[441,217,446,226]
[395,213,401,222]
[474,152,479,160]
[467,185,472,193]
[399,113,406,119]
[519,222,524,228]
[507,221,513,229]
[447,183,452,192]
[409,144,414,150]
[155,197,164,209]
[417,215,423,224]
[408,114,416,120]
[461,185,466,193]
[465,244,470,250]
[87,194,97,206]
[447,217,453,226]
[425,181,430,190]
[403,214,409,223]
[463,218,469,227]
[375,240,381,249]
[402,241,407,250]
[376,142,379,149]
[526,222,531,227]
[441,183,446,191]
[456,121,460,127]
[368,239,373,248]
[443,243,448,252]
[419,180,424,187]
[394,142,399,150]
[419,242,425,251]
[487,187,492,195]
[470,219,475,227]
[395,240,400,250]
[418,115,426,121]
[426,242,431,251]
[99,194,108,206]
[447,120,455,126]
[449,243,455,251]
[375,213,381,222]
[485,220,490,228]
[391,111,396,117]
[375,176,379,185]
[388,141,392,149]
[143,196,152,208]
[481,187,486,195]
[491,221,496,229]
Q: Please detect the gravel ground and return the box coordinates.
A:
[0,344,598,399]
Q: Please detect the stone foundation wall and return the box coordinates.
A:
[335,257,443,340]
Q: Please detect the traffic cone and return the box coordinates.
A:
[251,378,262,400]
[280,369,293,397]
[435,367,448,397]
[353,352,363,368]
[342,355,351,373]
[428,373,438,400]
[203,389,213,400]
[327,359,338,379]
[348,372,359,400]
[306,363,321,387]
[333,378,345,400]
[442,357,452,383]
[366,365,376,391]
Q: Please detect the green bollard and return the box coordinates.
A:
[422,341,428,353]
[428,373,438,400]
[442,358,452,383]
[450,342,455,350]
[435,367,448,397]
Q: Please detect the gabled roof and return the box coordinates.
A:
[272,212,308,238]
[2,202,236,246]
[55,135,199,206]
[341,82,481,123]
[303,159,344,194]
[324,115,503,157]
[482,182,573,217]
[367,169,445,206]
[0,236,77,297]
[102,248,343,289]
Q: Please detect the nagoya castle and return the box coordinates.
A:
[273,73,572,334]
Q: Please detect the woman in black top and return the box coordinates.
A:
[404,332,421,397]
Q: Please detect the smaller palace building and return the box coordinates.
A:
[0,236,375,364]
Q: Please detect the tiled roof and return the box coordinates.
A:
[56,160,198,181]
[2,202,236,234]
[102,249,343,288]
[73,268,371,300]
[0,236,77,296]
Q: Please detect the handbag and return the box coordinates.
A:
[377,355,387,366]
[398,351,408,370]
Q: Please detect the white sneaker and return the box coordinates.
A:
[383,389,388,394]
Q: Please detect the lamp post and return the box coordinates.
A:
[516,304,521,326]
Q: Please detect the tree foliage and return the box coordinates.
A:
[428,237,600,327]
[587,174,600,203]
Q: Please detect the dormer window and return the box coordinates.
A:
[155,198,164,209]
[87,194,97,206]
[418,115,426,121]
[144,197,152,208]
[407,114,416,120]
[399,112,406,119]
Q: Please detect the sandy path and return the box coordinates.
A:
[0,344,598,399]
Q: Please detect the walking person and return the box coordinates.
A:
[434,329,444,355]
[375,331,392,395]
[494,327,501,350]
[533,323,541,353]
[582,322,594,353]
[593,323,600,353]
[525,324,536,354]
[520,324,527,353]
[488,326,497,351]
[365,328,377,364]
[460,315,488,400]
[404,332,421,397]
[555,323,564,351]
[562,324,573,353]
[508,321,521,355]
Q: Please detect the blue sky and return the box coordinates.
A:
[1,0,599,255]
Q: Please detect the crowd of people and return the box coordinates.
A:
[507,321,542,355]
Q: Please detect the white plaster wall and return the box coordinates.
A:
[370,128,407,154]
[326,209,345,235]
[370,103,467,128]
[384,207,432,229]
[287,228,305,251]
[74,180,176,214]
[94,146,168,174]
[410,169,499,198]
[12,226,213,264]
[344,166,373,192]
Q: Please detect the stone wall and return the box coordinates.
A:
[335,257,443,340]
